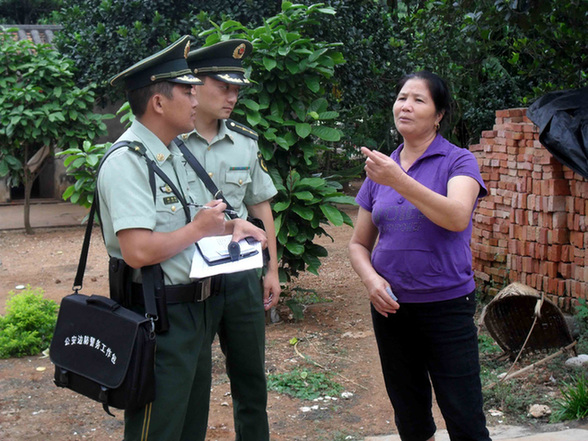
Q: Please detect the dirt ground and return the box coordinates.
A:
[1,203,439,441]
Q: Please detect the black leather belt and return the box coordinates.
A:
[131,280,210,304]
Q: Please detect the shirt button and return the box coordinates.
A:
[171,206,176,212]
[239,179,243,185]
[207,147,211,151]
[208,172,213,177]
[397,198,404,204]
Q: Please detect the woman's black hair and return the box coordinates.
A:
[396,71,453,131]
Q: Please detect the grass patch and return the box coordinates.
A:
[552,373,588,422]
[267,368,343,400]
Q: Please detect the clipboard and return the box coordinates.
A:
[196,242,259,266]
[190,235,263,278]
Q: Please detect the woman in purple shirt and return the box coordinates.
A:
[349,71,491,441]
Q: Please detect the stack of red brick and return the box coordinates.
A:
[470,108,587,312]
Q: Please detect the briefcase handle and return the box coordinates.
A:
[86,295,121,312]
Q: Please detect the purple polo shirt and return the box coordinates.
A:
[356,135,487,303]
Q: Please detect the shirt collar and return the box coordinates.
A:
[181,119,235,146]
[130,119,171,164]
[392,134,449,163]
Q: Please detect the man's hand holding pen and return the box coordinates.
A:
[188,202,239,217]
[190,200,227,237]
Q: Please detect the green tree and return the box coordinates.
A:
[0,0,61,24]
[53,0,281,104]
[302,0,408,153]
[59,3,356,282]
[396,0,586,147]
[0,30,110,233]
[197,2,356,281]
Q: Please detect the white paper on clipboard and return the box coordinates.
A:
[190,235,263,278]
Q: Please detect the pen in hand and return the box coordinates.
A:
[187,203,238,217]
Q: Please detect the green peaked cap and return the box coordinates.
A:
[110,35,202,91]
[187,39,253,86]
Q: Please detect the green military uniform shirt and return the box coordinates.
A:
[98,119,198,285]
[180,119,277,219]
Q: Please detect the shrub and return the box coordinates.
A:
[0,286,59,358]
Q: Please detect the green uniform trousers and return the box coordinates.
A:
[124,301,213,441]
[209,269,269,441]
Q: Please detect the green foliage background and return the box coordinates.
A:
[2,0,585,275]
[52,0,586,150]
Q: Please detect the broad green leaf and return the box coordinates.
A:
[304,76,320,93]
[246,110,262,126]
[87,154,99,166]
[283,131,297,146]
[309,48,328,63]
[273,200,291,212]
[285,242,305,255]
[274,137,290,150]
[274,213,283,233]
[297,177,326,189]
[341,210,354,227]
[311,125,341,142]
[292,205,314,221]
[285,59,300,74]
[293,191,314,201]
[240,98,259,111]
[62,185,74,199]
[291,101,306,121]
[317,111,338,120]
[295,123,311,138]
[323,195,357,204]
[320,204,343,226]
[263,57,277,71]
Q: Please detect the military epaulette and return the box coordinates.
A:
[126,141,147,156]
[226,119,258,141]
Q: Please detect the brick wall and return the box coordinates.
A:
[470,108,587,312]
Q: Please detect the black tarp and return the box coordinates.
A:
[527,87,588,178]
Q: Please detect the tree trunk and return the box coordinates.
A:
[23,169,34,235]
[22,144,51,235]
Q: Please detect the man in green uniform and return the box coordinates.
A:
[99,35,267,441]
[179,39,281,440]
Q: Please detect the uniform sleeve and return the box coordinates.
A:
[98,149,156,234]
[355,177,375,212]
[449,149,488,199]
[243,140,278,206]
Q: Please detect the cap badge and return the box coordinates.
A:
[184,41,190,59]
[233,43,247,59]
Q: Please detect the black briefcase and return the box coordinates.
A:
[50,293,156,415]
[49,197,157,415]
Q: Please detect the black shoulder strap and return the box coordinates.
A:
[128,143,191,224]
[174,136,239,219]
[226,119,258,140]
[73,140,139,291]
[72,140,190,321]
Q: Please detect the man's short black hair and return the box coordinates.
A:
[127,81,175,117]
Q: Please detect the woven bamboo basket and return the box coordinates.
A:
[479,282,575,359]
